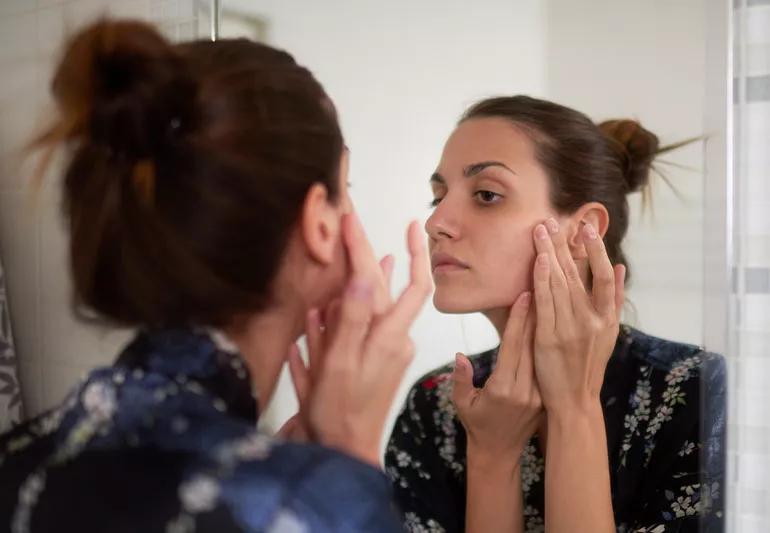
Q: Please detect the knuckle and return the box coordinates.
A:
[564,264,581,283]
[367,335,389,355]
[595,271,614,286]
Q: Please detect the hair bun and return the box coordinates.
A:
[598,119,659,193]
[50,18,196,158]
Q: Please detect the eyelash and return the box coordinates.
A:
[429,191,503,208]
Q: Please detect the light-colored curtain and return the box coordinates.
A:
[728,0,770,531]
[0,260,22,432]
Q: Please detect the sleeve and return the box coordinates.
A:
[384,378,466,533]
[219,444,406,533]
[280,453,406,533]
[625,353,726,533]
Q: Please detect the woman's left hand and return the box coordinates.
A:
[531,218,625,414]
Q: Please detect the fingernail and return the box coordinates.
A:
[535,224,549,240]
[584,223,598,240]
[545,218,559,234]
[537,253,549,267]
[520,292,532,307]
[454,353,465,370]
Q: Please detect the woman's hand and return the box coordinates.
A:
[288,215,431,466]
[279,213,398,444]
[452,291,542,533]
[452,292,543,462]
[532,218,625,414]
[531,217,624,533]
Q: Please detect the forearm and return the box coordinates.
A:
[544,403,614,533]
[466,444,524,533]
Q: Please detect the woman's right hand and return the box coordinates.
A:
[452,291,543,464]
[293,215,431,467]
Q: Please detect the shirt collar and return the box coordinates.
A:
[114,327,259,423]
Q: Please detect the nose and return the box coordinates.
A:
[425,200,458,241]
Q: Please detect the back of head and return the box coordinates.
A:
[32,18,343,328]
[462,95,663,284]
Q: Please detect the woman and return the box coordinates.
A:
[0,19,432,532]
[385,96,726,532]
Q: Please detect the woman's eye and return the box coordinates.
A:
[475,190,503,204]
[429,197,443,208]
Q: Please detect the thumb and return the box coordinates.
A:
[287,343,310,410]
[276,415,300,440]
[451,352,475,412]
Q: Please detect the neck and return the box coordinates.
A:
[482,307,510,339]
[224,300,304,412]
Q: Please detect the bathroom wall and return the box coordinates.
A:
[219,0,549,431]
[546,0,707,347]
[0,0,210,418]
[728,1,770,530]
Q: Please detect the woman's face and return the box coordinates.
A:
[426,117,556,314]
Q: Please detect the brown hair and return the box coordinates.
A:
[462,95,672,284]
[30,19,343,327]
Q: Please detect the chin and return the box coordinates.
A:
[432,291,482,314]
[433,284,522,315]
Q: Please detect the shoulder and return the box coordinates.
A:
[3,429,399,532]
[207,433,400,531]
[623,326,725,384]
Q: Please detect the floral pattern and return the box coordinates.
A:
[0,328,402,532]
[0,261,22,432]
[385,326,726,533]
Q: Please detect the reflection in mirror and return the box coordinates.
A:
[217,1,727,532]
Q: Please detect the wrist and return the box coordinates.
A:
[546,399,605,437]
[317,430,383,469]
[466,441,523,475]
[546,395,603,420]
[339,442,382,469]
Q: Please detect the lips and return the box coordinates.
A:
[431,252,470,272]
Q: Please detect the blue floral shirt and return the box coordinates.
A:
[0,328,403,533]
[385,326,726,533]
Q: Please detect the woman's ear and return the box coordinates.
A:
[300,183,341,265]
[566,202,610,260]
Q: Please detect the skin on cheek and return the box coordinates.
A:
[432,228,537,314]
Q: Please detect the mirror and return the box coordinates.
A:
[216,0,709,429]
[215,2,729,531]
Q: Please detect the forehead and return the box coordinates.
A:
[438,117,536,171]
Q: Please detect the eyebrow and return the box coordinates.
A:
[430,161,516,184]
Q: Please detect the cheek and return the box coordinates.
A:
[480,228,537,296]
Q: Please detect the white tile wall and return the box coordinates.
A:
[729,1,770,529]
[0,0,209,418]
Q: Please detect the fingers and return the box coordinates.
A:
[287,343,310,409]
[325,279,375,370]
[533,223,574,324]
[614,264,626,322]
[451,352,476,413]
[544,218,592,315]
[494,291,532,381]
[276,414,309,442]
[379,220,431,333]
[515,306,537,383]
[343,212,390,312]
[305,308,324,382]
[380,254,395,293]
[276,415,300,440]
[582,222,616,318]
[533,252,555,338]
